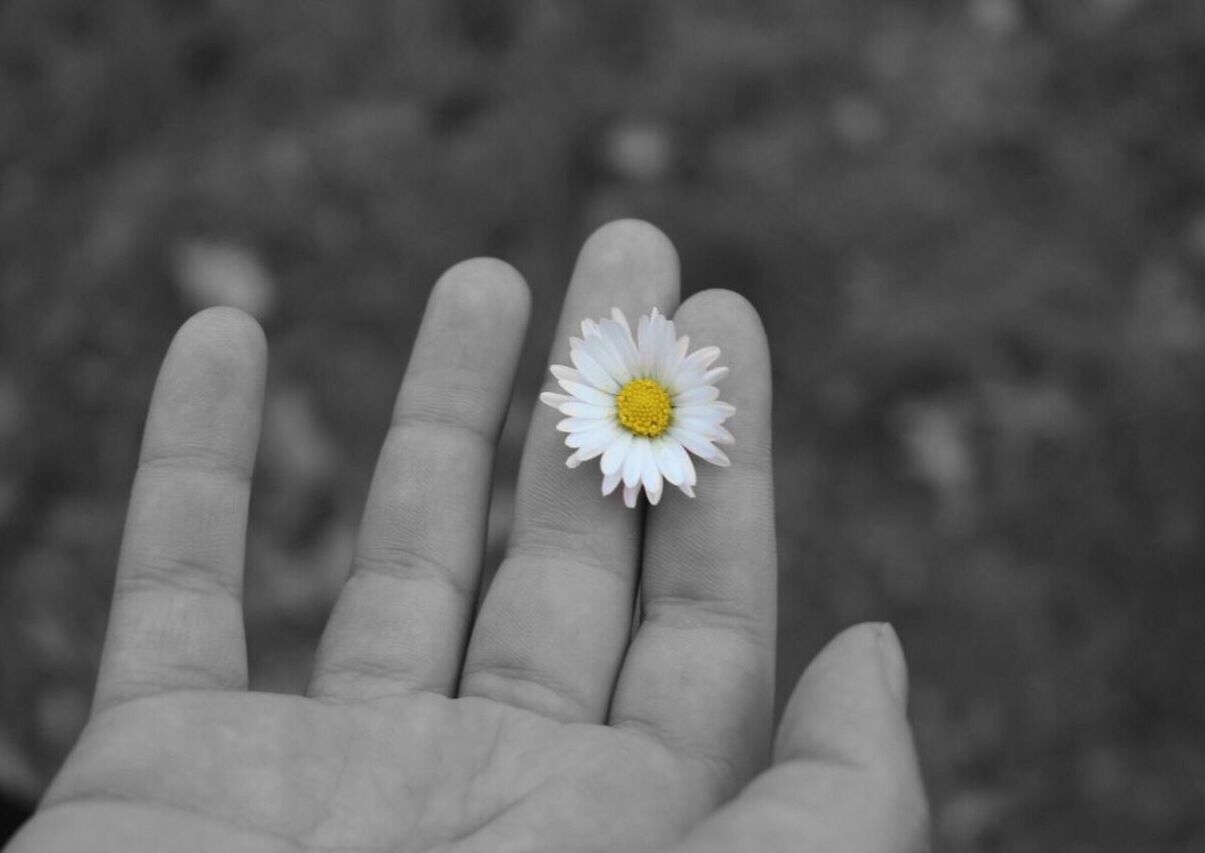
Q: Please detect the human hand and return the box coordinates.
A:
[7,221,928,852]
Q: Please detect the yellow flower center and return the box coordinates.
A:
[616,378,673,438]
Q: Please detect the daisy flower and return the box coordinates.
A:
[540,307,735,508]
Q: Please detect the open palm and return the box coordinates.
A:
[9,221,928,852]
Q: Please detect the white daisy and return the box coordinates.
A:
[539,307,736,508]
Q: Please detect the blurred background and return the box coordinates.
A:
[1,0,1204,849]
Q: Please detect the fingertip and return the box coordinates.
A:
[173,306,268,368]
[396,258,532,434]
[674,288,760,325]
[774,622,913,765]
[760,623,929,849]
[877,622,910,706]
[672,289,770,379]
[545,220,681,387]
[143,307,268,473]
[432,257,532,332]
[579,219,680,281]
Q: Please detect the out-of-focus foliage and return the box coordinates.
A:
[1,0,1204,849]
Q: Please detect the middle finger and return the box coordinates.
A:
[460,220,679,722]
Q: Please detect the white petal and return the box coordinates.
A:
[581,318,601,338]
[672,440,697,486]
[672,371,703,393]
[566,423,617,449]
[560,401,613,419]
[623,484,640,508]
[651,312,670,372]
[622,437,648,488]
[558,379,614,407]
[581,333,632,386]
[601,318,640,371]
[601,431,633,476]
[570,346,620,394]
[575,441,607,463]
[602,468,622,496]
[679,482,695,498]
[585,322,633,385]
[653,438,684,486]
[647,485,663,506]
[709,447,731,467]
[672,347,723,392]
[539,391,574,410]
[683,346,721,372]
[573,424,622,455]
[674,414,729,437]
[674,404,727,421]
[702,366,729,385]
[550,364,582,384]
[636,313,656,376]
[670,426,718,461]
[611,307,633,336]
[674,385,720,406]
[641,448,663,496]
[669,334,690,377]
[654,319,678,383]
[711,424,735,445]
[557,416,610,433]
[566,451,583,468]
[578,426,621,456]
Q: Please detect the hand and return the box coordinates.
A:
[7,221,929,852]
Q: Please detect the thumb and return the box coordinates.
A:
[669,623,930,852]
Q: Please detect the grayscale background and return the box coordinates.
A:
[1,1,1203,849]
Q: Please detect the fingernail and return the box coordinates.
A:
[876,623,909,706]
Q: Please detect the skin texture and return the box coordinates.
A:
[6,221,930,852]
